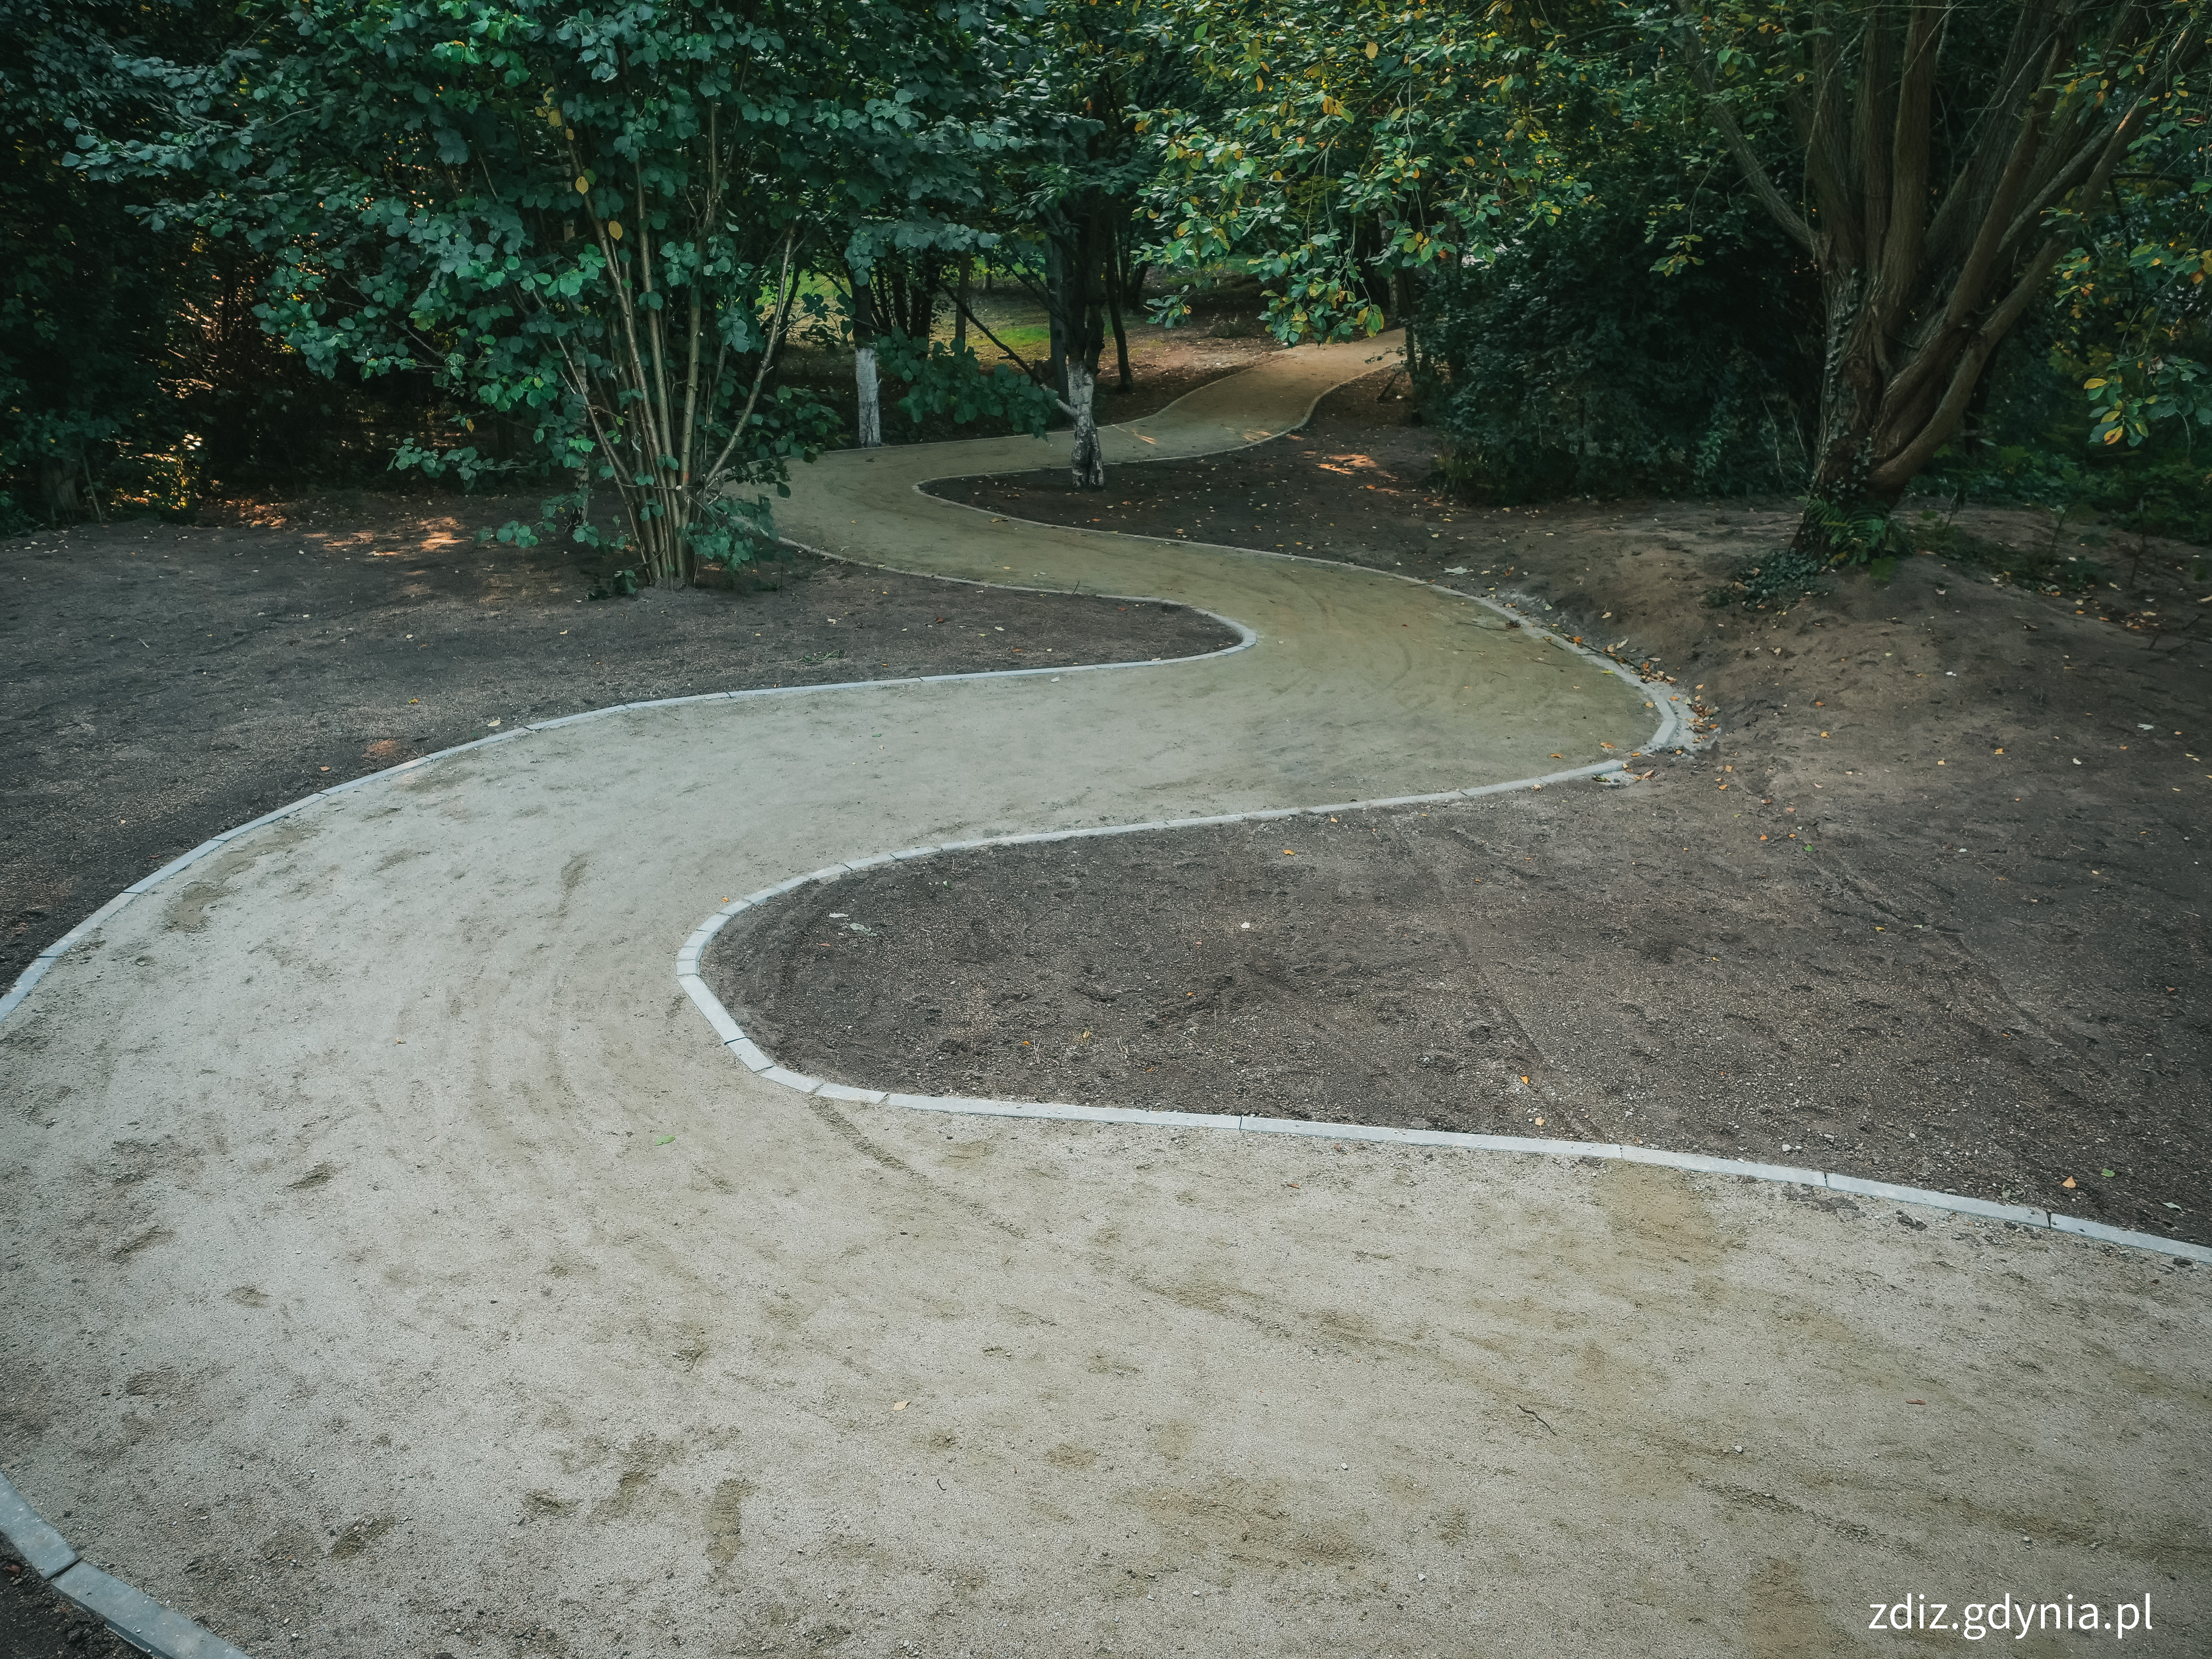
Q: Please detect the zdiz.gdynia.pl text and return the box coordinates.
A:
[1870,1593,2154,1641]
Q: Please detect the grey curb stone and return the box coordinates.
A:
[526,708,614,731]
[1619,1145,1825,1185]
[0,1470,76,1577]
[1825,1174,2049,1226]
[618,694,714,713]
[316,771,384,798]
[815,1083,889,1104]
[672,747,2193,1273]
[677,978,745,1046]
[0,977,43,1023]
[689,935,2206,1267]
[2053,1212,2212,1262]
[51,1561,251,1659]
[125,850,212,894]
[798,865,848,886]
[212,803,307,840]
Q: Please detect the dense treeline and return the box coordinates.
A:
[6,0,2207,563]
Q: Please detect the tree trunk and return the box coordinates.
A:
[38,457,81,524]
[1066,359,1105,488]
[1108,225,1133,392]
[1394,269,1422,384]
[853,276,881,449]
[1044,238,1071,410]
[954,262,970,350]
[1108,283,1131,394]
[1675,0,2168,551]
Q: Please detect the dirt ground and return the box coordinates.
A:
[711,372,2212,1249]
[0,498,1234,989]
[1,1545,137,1659]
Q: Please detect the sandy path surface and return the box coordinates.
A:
[2,339,2206,1657]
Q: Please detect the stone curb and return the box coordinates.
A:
[0,1473,248,1659]
[681,407,2198,1270]
[686,848,2210,1270]
[2,339,2192,1659]
[0,492,1278,1659]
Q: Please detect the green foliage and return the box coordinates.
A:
[1427,180,1816,503]
[0,0,213,520]
[1802,497,1911,564]
[86,0,1024,579]
[1141,0,2212,511]
[1929,324,2212,547]
[875,332,1057,433]
[1706,546,1835,609]
[1138,0,1591,344]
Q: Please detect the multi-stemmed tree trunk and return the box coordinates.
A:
[1676,0,2206,549]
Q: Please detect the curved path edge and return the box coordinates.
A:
[681,850,2212,1273]
[3,365,2201,1658]
[0,602,1273,1659]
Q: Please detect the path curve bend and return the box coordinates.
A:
[3,337,2207,1659]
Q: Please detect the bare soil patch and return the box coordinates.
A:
[716,372,2212,1249]
[1,1545,139,1659]
[0,494,1233,986]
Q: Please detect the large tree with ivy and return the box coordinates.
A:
[89,0,1024,586]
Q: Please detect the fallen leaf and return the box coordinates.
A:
[1906,1399,1926,1406]
[892,1401,908,1411]
[654,1135,674,1146]
[2062,1176,2077,1189]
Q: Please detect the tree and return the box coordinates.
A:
[1142,0,2210,545]
[984,0,1200,487]
[1140,0,1585,348]
[1,0,211,522]
[90,0,1022,586]
[1657,0,2210,544]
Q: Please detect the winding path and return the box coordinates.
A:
[3,339,2206,1658]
